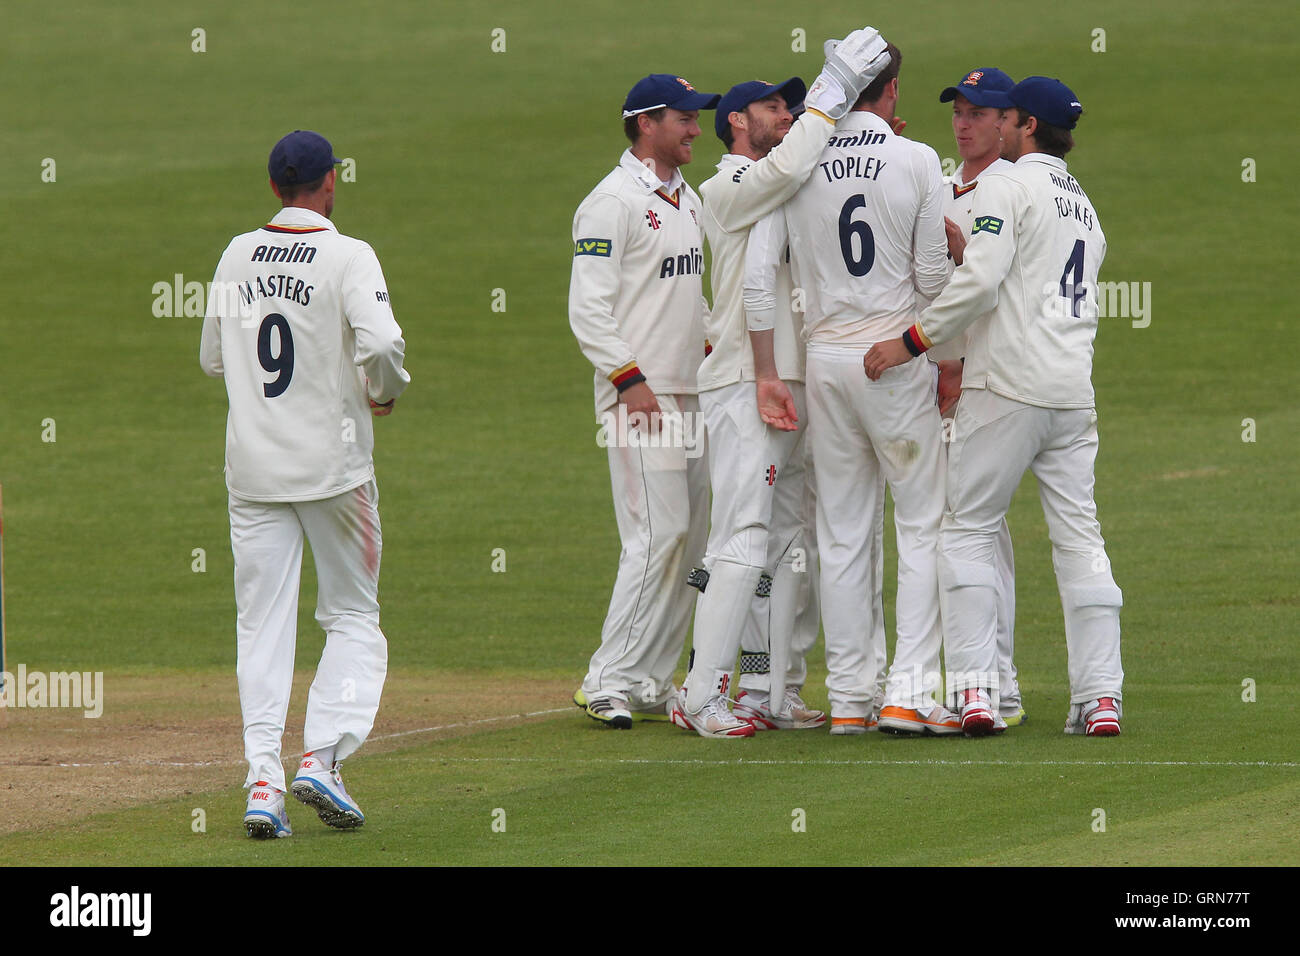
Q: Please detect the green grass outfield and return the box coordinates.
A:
[0,0,1296,866]
[1,677,1298,866]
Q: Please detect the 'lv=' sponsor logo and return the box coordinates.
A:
[574,238,611,257]
[971,216,1004,235]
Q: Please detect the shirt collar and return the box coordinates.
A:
[835,111,894,134]
[951,156,1013,186]
[268,206,337,233]
[621,148,684,195]
[1016,152,1068,172]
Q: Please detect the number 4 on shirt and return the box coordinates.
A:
[1059,239,1086,318]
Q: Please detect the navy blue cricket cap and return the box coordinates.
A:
[1008,76,1083,129]
[715,77,807,140]
[940,68,1015,108]
[268,130,341,186]
[622,74,721,118]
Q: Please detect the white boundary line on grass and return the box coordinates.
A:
[370,706,572,741]
[427,756,1300,769]
[20,706,575,769]
[12,706,1295,770]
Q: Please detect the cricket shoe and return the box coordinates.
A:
[1000,704,1028,727]
[1064,697,1122,737]
[958,689,996,737]
[631,703,672,722]
[574,689,633,729]
[733,689,827,730]
[244,781,292,839]
[878,703,963,736]
[829,712,879,735]
[631,684,676,722]
[291,755,365,829]
[668,689,754,738]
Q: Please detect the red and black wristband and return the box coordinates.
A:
[610,363,646,393]
[901,324,930,357]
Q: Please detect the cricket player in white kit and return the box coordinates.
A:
[670,29,895,738]
[201,130,410,836]
[569,75,720,729]
[865,77,1124,737]
[922,67,1025,728]
[751,44,957,734]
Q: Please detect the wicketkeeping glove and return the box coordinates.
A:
[805,27,891,120]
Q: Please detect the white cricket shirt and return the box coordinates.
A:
[915,153,1108,408]
[926,157,1015,363]
[569,150,709,413]
[777,111,949,347]
[200,207,410,502]
[697,112,835,389]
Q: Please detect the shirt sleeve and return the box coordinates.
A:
[568,192,643,390]
[916,175,1022,349]
[743,207,789,331]
[199,253,227,377]
[343,243,411,405]
[911,146,950,301]
[705,112,835,234]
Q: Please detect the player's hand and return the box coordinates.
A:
[808,28,890,120]
[619,381,662,431]
[365,378,395,416]
[935,359,963,415]
[945,216,967,265]
[889,115,907,135]
[756,378,798,432]
[863,339,912,380]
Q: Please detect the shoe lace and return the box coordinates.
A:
[704,695,743,729]
[783,687,810,713]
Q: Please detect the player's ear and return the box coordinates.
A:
[270,178,283,200]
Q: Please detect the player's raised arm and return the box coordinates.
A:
[343,244,410,408]
[705,28,893,234]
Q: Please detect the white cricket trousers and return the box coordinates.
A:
[930,408,1020,712]
[783,449,823,693]
[941,389,1122,704]
[687,381,805,712]
[230,479,388,792]
[583,394,709,710]
[806,345,945,716]
[758,439,885,698]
